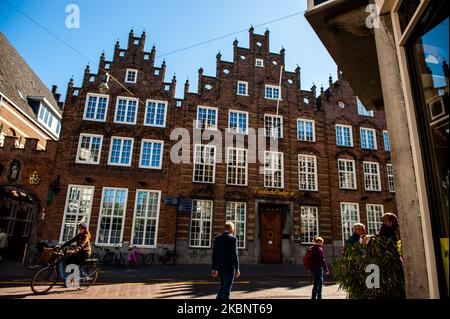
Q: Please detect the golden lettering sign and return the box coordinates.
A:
[252,186,294,198]
[29,171,40,185]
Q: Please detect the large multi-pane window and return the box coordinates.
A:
[336,124,353,147]
[226,148,247,186]
[341,203,360,244]
[264,151,284,188]
[264,114,283,139]
[139,140,163,169]
[300,206,319,244]
[193,144,216,183]
[360,128,377,150]
[114,97,138,124]
[356,97,374,117]
[367,204,384,236]
[387,164,395,192]
[108,137,133,166]
[298,155,318,191]
[189,200,213,248]
[237,81,248,96]
[60,185,94,242]
[131,190,160,247]
[338,159,357,189]
[84,93,109,121]
[363,162,381,191]
[96,188,128,246]
[144,100,167,127]
[383,131,391,152]
[196,106,218,130]
[228,110,248,134]
[226,202,246,249]
[297,119,315,142]
[76,133,103,164]
[265,85,280,100]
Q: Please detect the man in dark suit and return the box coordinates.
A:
[211,222,240,299]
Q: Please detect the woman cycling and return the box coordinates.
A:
[60,222,92,266]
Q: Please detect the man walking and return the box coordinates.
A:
[346,223,366,247]
[211,222,240,299]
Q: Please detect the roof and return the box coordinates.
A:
[0,32,61,121]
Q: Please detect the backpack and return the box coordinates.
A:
[303,245,315,270]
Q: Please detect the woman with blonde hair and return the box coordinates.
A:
[60,222,92,266]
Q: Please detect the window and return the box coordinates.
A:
[297,119,315,142]
[356,97,374,117]
[131,190,160,247]
[367,204,384,236]
[139,140,163,169]
[387,164,395,192]
[114,97,138,124]
[298,155,318,191]
[255,58,264,67]
[264,114,283,139]
[108,137,134,166]
[237,81,249,96]
[265,85,280,100]
[226,148,247,186]
[193,144,216,183]
[144,99,167,127]
[125,68,138,83]
[338,159,357,189]
[228,110,248,134]
[38,105,57,132]
[341,203,360,244]
[226,202,246,249]
[189,199,213,248]
[360,128,377,150]
[300,206,319,244]
[76,133,103,164]
[335,124,353,147]
[96,188,128,246]
[264,151,284,188]
[383,131,391,152]
[363,162,381,191]
[60,185,94,242]
[196,106,218,130]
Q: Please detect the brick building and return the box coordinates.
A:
[40,28,396,264]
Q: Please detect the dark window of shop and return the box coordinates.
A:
[406,1,449,298]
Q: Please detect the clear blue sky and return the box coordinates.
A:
[0,0,336,99]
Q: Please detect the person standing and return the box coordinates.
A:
[211,222,240,300]
[0,228,8,262]
[309,236,329,299]
[346,223,366,247]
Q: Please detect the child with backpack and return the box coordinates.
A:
[304,236,330,299]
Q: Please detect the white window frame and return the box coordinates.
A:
[264,114,283,139]
[356,97,374,117]
[383,130,391,152]
[360,127,377,150]
[144,99,168,128]
[189,199,213,248]
[300,206,319,244]
[366,204,384,236]
[387,164,395,193]
[125,68,138,84]
[228,110,249,135]
[76,133,103,165]
[363,161,381,191]
[114,96,139,125]
[264,84,281,100]
[59,185,95,242]
[340,202,360,244]
[83,93,109,122]
[297,119,316,142]
[298,154,318,191]
[237,81,249,96]
[130,189,161,248]
[335,124,354,147]
[139,139,164,169]
[108,136,134,167]
[264,151,284,189]
[95,187,128,247]
[226,147,248,186]
[226,202,247,249]
[192,144,216,183]
[196,106,218,130]
[255,58,264,67]
[338,159,357,190]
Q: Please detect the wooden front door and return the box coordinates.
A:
[260,205,282,263]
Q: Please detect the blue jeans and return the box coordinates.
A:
[311,267,323,299]
[216,272,235,300]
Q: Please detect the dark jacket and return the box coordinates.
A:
[62,233,91,256]
[346,232,361,246]
[212,231,239,274]
[310,244,329,273]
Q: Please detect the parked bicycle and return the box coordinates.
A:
[102,243,125,267]
[155,246,176,266]
[30,246,99,294]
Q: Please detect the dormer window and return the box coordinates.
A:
[134,39,139,45]
[154,69,160,76]
[255,59,264,67]
[89,76,95,82]
[119,51,125,57]
[125,69,137,83]
[144,54,150,60]
[105,63,111,69]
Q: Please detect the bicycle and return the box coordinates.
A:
[30,246,99,294]
[156,247,176,266]
[102,243,124,267]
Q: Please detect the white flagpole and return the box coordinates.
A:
[276,65,283,116]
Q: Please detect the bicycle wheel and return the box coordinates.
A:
[102,253,114,265]
[144,253,154,265]
[163,253,176,265]
[31,265,58,294]
[78,263,99,290]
